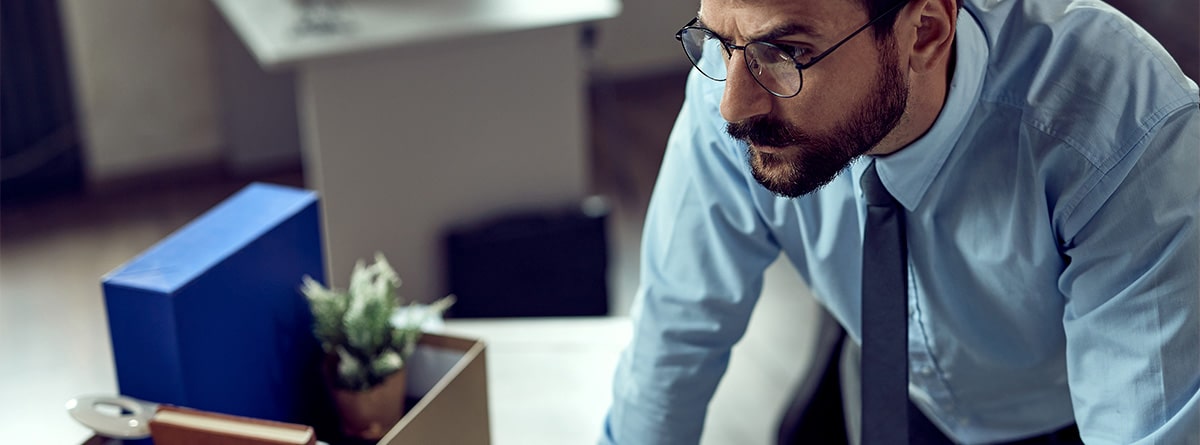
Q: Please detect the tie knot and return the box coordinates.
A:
[860,160,897,207]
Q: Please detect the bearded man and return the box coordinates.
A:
[601,0,1199,443]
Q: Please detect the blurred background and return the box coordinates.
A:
[1,0,1196,444]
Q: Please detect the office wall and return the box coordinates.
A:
[55,0,696,185]
[59,0,224,184]
[51,0,687,185]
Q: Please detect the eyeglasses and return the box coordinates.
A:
[675,0,909,98]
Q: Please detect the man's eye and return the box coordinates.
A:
[777,44,812,61]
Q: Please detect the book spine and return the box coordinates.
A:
[104,284,187,405]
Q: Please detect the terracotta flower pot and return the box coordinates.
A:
[330,367,408,441]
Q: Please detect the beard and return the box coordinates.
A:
[726,36,909,198]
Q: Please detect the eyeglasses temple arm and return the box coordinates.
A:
[796,0,910,69]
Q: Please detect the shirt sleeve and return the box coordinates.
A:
[1057,105,1200,444]
[600,69,784,444]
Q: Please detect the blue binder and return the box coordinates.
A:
[102,183,331,427]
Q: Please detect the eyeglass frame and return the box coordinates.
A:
[674,0,910,98]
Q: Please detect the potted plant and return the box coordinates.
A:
[300,253,454,441]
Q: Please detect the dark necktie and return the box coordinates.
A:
[860,159,909,444]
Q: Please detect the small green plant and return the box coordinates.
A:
[301,253,454,391]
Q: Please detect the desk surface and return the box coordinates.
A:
[441,316,631,445]
[212,0,621,69]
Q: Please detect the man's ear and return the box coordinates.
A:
[907,0,957,74]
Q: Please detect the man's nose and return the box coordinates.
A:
[719,52,773,123]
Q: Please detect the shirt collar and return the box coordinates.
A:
[855,10,989,211]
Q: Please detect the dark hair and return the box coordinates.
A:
[857,0,964,40]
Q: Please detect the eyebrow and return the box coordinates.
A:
[694,16,822,43]
[753,22,822,42]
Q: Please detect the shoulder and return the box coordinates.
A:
[967,0,1198,170]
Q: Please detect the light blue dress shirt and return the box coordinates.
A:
[602,1,1200,444]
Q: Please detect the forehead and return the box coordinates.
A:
[698,0,867,41]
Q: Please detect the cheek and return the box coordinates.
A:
[782,61,878,129]
[796,39,886,107]
[773,90,840,134]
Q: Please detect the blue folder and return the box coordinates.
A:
[102,182,331,427]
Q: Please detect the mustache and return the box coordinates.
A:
[726,115,810,148]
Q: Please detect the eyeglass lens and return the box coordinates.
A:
[679,28,803,97]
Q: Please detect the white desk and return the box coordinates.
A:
[212,0,621,299]
[442,317,631,445]
[435,258,823,444]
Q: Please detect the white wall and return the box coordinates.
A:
[212,15,303,176]
[59,0,224,184]
[56,0,698,184]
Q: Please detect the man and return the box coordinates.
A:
[602,0,1199,443]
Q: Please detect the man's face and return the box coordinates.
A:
[701,0,910,197]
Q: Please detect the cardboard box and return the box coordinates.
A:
[387,332,491,445]
[84,332,491,445]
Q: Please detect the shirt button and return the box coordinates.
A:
[917,366,934,376]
